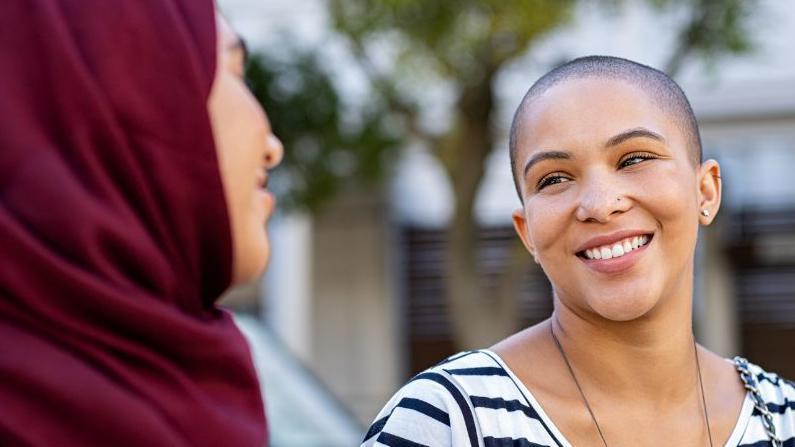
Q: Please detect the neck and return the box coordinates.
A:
[551,280,699,404]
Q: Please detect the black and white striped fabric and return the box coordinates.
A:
[361,350,795,447]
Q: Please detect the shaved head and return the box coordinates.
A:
[509,55,702,202]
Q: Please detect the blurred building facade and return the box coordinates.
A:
[220,0,795,441]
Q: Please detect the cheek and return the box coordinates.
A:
[208,74,272,282]
[632,162,701,276]
[635,162,699,232]
[210,77,268,201]
[214,79,268,158]
[525,192,577,254]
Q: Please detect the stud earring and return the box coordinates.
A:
[701,209,710,217]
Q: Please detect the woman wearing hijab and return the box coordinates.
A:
[362,56,795,446]
[0,1,282,445]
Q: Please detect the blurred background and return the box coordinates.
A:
[216,0,795,445]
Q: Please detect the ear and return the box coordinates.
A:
[698,159,722,225]
[512,208,539,263]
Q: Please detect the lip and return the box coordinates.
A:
[259,188,276,218]
[256,170,268,189]
[574,229,653,254]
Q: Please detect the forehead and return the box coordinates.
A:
[516,77,683,154]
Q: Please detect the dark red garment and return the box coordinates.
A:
[0,1,266,445]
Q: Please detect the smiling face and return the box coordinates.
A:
[208,14,284,284]
[511,77,721,322]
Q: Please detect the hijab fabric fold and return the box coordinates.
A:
[0,1,266,445]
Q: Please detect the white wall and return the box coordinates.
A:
[263,213,313,362]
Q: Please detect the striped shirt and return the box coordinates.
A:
[361,350,795,447]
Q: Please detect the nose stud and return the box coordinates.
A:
[701,209,710,217]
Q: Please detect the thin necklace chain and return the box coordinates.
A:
[549,323,714,447]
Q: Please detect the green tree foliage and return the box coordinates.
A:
[659,0,757,73]
[246,49,402,212]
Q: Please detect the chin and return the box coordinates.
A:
[583,286,660,322]
[231,232,270,286]
[591,301,652,322]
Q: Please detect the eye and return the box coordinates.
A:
[619,151,658,168]
[537,173,571,191]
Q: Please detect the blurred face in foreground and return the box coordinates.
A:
[511,77,721,322]
[208,14,284,284]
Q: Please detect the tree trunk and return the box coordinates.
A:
[440,72,522,350]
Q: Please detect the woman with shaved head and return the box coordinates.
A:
[362,56,794,447]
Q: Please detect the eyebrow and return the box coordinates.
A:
[522,127,666,177]
[523,151,572,177]
[605,127,665,147]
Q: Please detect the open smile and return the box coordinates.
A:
[577,234,652,260]
[575,231,655,274]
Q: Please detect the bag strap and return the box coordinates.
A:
[734,356,782,447]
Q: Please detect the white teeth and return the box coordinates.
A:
[612,244,624,257]
[582,234,651,260]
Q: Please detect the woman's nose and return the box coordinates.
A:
[264,134,284,169]
[575,178,631,223]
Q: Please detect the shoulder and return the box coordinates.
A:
[361,351,496,447]
[739,358,795,404]
[736,358,795,445]
[361,350,561,447]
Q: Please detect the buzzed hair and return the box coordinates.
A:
[509,55,702,202]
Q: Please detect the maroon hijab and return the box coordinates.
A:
[0,1,266,445]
